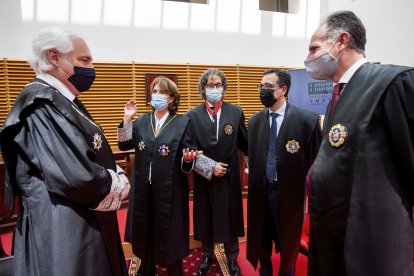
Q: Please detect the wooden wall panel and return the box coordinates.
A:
[0,59,6,126]
[0,59,289,148]
[79,62,135,146]
[238,65,269,120]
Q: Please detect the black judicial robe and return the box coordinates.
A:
[308,63,414,276]
[0,79,127,276]
[185,102,248,243]
[118,112,193,267]
[246,103,322,271]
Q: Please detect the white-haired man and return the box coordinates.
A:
[0,26,130,275]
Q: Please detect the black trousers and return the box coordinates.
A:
[258,182,296,276]
[201,235,239,261]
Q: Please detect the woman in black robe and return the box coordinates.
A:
[117,76,200,276]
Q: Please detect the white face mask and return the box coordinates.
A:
[304,38,341,80]
[151,94,169,110]
[205,87,223,104]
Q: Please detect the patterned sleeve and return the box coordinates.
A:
[93,165,130,211]
[193,154,217,180]
[117,121,133,142]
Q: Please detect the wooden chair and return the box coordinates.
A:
[122,242,141,276]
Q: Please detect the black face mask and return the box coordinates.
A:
[260,88,277,107]
[68,66,96,92]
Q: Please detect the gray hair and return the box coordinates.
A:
[197,68,228,100]
[29,26,82,74]
[322,10,366,55]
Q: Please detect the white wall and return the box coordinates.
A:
[323,0,414,66]
[0,0,413,67]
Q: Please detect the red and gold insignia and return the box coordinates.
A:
[92,133,103,151]
[285,139,300,154]
[328,124,348,148]
[158,144,170,157]
[138,140,145,151]
[224,124,233,135]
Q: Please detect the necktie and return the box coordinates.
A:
[266,113,278,182]
[328,83,345,116]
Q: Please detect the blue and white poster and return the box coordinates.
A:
[288,69,333,115]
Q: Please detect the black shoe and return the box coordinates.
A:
[197,256,212,276]
[228,259,241,276]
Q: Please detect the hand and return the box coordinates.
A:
[182,148,203,162]
[123,99,137,124]
[213,162,228,177]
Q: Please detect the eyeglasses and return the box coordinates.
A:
[205,83,223,89]
[256,83,281,92]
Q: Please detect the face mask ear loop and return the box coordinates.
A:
[58,67,70,78]
[57,55,73,78]
[275,88,285,101]
[328,35,342,60]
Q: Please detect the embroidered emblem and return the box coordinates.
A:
[92,133,103,151]
[138,140,145,151]
[328,124,348,148]
[285,139,300,154]
[224,124,233,135]
[158,144,170,157]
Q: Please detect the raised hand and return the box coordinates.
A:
[124,99,137,124]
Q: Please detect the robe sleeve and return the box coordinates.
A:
[383,69,414,204]
[93,165,130,211]
[308,115,323,167]
[117,120,135,151]
[180,119,198,173]
[237,111,248,156]
[14,101,117,208]
[193,154,217,180]
[305,115,323,196]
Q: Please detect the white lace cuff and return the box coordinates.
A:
[194,154,217,180]
[117,122,133,142]
[93,167,130,211]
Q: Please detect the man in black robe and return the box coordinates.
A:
[304,11,414,275]
[247,69,322,276]
[0,26,130,276]
[185,68,248,276]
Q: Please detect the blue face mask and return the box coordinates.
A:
[205,87,223,104]
[151,94,169,110]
